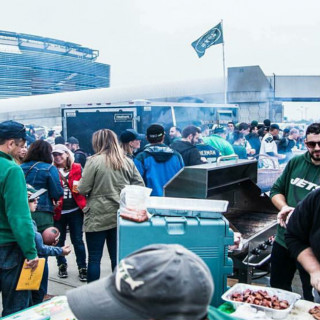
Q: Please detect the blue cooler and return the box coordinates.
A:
[118,198,234,307]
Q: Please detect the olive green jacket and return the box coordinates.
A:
[78,153,144,232]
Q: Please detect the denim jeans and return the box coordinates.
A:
[54,209,86,269]
[270,241,313,301]
[86,228,117,283]
[0,243,30,317]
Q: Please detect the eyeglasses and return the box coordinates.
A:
[28,198,38,203]
[305,141,320,148]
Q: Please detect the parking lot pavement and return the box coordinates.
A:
[47,233,112,296]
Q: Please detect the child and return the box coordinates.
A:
[27,185,71,305]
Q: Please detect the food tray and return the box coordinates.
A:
[221,283,300,319]
[146,196,229,219]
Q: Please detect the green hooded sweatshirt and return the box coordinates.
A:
[203,135,234,156]
[270,152,320,248]
[0,151,37,259]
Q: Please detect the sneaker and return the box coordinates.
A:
[58,264,68,278]
[78,267,87,282]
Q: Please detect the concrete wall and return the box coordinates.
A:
[228,66,283,123]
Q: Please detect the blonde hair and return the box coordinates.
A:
[64,150,74,171]
[92,129,125,170]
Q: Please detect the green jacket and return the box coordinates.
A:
[0,151,37,259]
[78,153,144,232]
[203,135,234,156]
[270,152,320,248]
[207,306,242,319]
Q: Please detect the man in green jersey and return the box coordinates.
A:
[270,123,320,301]
[0,120,39,316]
[203,126,235,156]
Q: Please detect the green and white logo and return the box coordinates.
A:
[192,22,224,58]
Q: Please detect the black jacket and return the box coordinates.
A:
[285,188,320,263]
[171,140,203,166]
[74,149,88,168]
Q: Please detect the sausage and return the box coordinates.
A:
[230,289,290,310]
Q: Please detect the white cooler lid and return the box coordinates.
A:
[146,197,228,213]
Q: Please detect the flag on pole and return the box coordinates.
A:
[191,22,224,58]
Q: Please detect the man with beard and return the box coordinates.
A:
[0,120,38,316]
[270,122,320,301]
[171,125,206,166]
[169,126,182,144]
[66,136,88,168]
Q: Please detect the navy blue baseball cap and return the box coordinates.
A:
[120,129,145,143]
[0,120,26,139]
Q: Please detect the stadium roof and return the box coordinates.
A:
[0,30,99,60]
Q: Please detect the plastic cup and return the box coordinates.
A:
[72,180,79,193]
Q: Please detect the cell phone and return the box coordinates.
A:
[29,188,47,200]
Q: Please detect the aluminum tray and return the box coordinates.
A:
[221,283,301,319]
[147,196,229,219]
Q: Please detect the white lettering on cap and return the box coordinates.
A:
[115,260,144,292]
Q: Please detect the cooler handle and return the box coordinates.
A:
[164,216,188,223]
[164,216,187,235]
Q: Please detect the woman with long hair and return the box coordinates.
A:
[20,140,63,304]
[21,140,63,232]
[52,144,87,281]
[119,129,144,159]
[78,129,144,282]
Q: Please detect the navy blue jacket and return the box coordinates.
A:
[21,161,63,213]
[134,144,184,196]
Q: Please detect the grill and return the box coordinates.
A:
[164,158,278,283]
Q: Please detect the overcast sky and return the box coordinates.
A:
[2,0,320,120]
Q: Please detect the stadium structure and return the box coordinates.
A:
[0,30,110,99]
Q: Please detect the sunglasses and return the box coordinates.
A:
[305,141,320,148]
[28,198,38,203]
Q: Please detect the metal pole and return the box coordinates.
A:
[221,19,227,104]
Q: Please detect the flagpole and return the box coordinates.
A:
[221,19,227,104]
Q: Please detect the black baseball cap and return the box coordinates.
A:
[67,136,79,144]
[120,129,145,143]
[146,124,164,139]
[0,120,26,139]
[213,126,226,134]
[270,124,282,131]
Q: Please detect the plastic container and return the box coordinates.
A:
[221,283,301,319]
[120,185,152,210]
[147,196,228,219]
[118,215,233,307]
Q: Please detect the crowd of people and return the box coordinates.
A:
[0,117,317,319]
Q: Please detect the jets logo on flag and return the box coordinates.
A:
[191,22,224,58]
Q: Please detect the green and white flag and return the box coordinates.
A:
[191,22,224,58]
